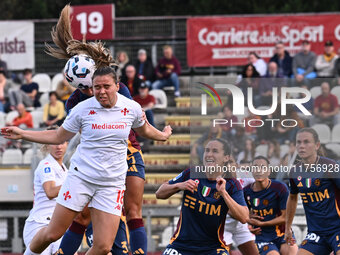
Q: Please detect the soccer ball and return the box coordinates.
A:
[64,55,96,89]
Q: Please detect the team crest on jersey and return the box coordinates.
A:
[306,178,312,188]
[314,179,320,187]
[121,108,129,116]
[262,199,269,206]
[253,198,260,207]
[214,192,221,199]
[44,167,51,173]
[301,240,307,246]
[202,186,211,197]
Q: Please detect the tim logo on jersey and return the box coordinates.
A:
[184,194,221,216]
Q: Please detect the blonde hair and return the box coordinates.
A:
[40,125,60,154]
[45,4,116,69]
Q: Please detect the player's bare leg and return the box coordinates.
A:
[73,204,91,226]
[237,240,259,255]
[125,176,144,221]
[27,204,78,253]
[266,251,280,255]
[297,248,314,255]
[85,208,120,255]
[125,175,146,254]
[280,242,298,255]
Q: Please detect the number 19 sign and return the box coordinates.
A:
[71,4,114,40]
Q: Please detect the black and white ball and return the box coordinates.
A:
[64,55,96,89]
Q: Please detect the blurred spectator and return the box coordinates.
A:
[6,103,33,128]
[315,40,338,78]
[255,62,284,107]
[244,111,261,140]
[248,52,267,76]
[269,41,293,78]
[281,141,296,167]
[134,49,154,88]
[55,73,75,103]
[116,51,130,79]
[8,68,40,109]
[152,45,181,97]
[42,91,65,127]
[236,138,256,165]
[229,126,247,155]
[256,107,281,143]
[310,81,340,126]
[133,83,155,126]
[191,125,227,163]
[334,47,340,85]
[218,104,238,135]
[275,105,304,144]
[292,40,317,85]
[0,54,8,77]
[0,71,6,112]
[266,140,280,166]
[237,64,260,100]
[120,65,143,97]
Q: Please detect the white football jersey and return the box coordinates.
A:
[27,154,68,224]
[62,94,145,186]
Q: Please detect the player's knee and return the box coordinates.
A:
[92,242,112,255]
[45,230,63,243]
[124,202,142,219]
[74,212,91,226]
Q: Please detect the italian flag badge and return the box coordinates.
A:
[253,198,260,207]
[306,178,312,188]
[202,186,211,197]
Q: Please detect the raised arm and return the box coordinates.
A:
[156,179,197,199]
[216,177,249,224]
[1,126,75,145]
[134,123,172,141]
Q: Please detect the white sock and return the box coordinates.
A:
[24,246,40,255]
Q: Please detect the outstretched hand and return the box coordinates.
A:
[1,126,23,140]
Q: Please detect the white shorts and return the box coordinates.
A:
[56,171,125,216]
[224,215,255,246]
[23,220,61,255]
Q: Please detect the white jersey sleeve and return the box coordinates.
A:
[27,154,68,224]
[62,103,82,133]
[36,164,56,185]
[131,102,145,129]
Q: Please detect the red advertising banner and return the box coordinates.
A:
[70,4,114,40]
[187,14,340,67]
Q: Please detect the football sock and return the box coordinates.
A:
[127,218,147,254]
[57,221,87,255]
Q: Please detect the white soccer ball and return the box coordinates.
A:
[64,55,96,89]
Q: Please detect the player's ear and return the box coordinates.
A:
[315,141,321,151]
[223,155,230,165]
